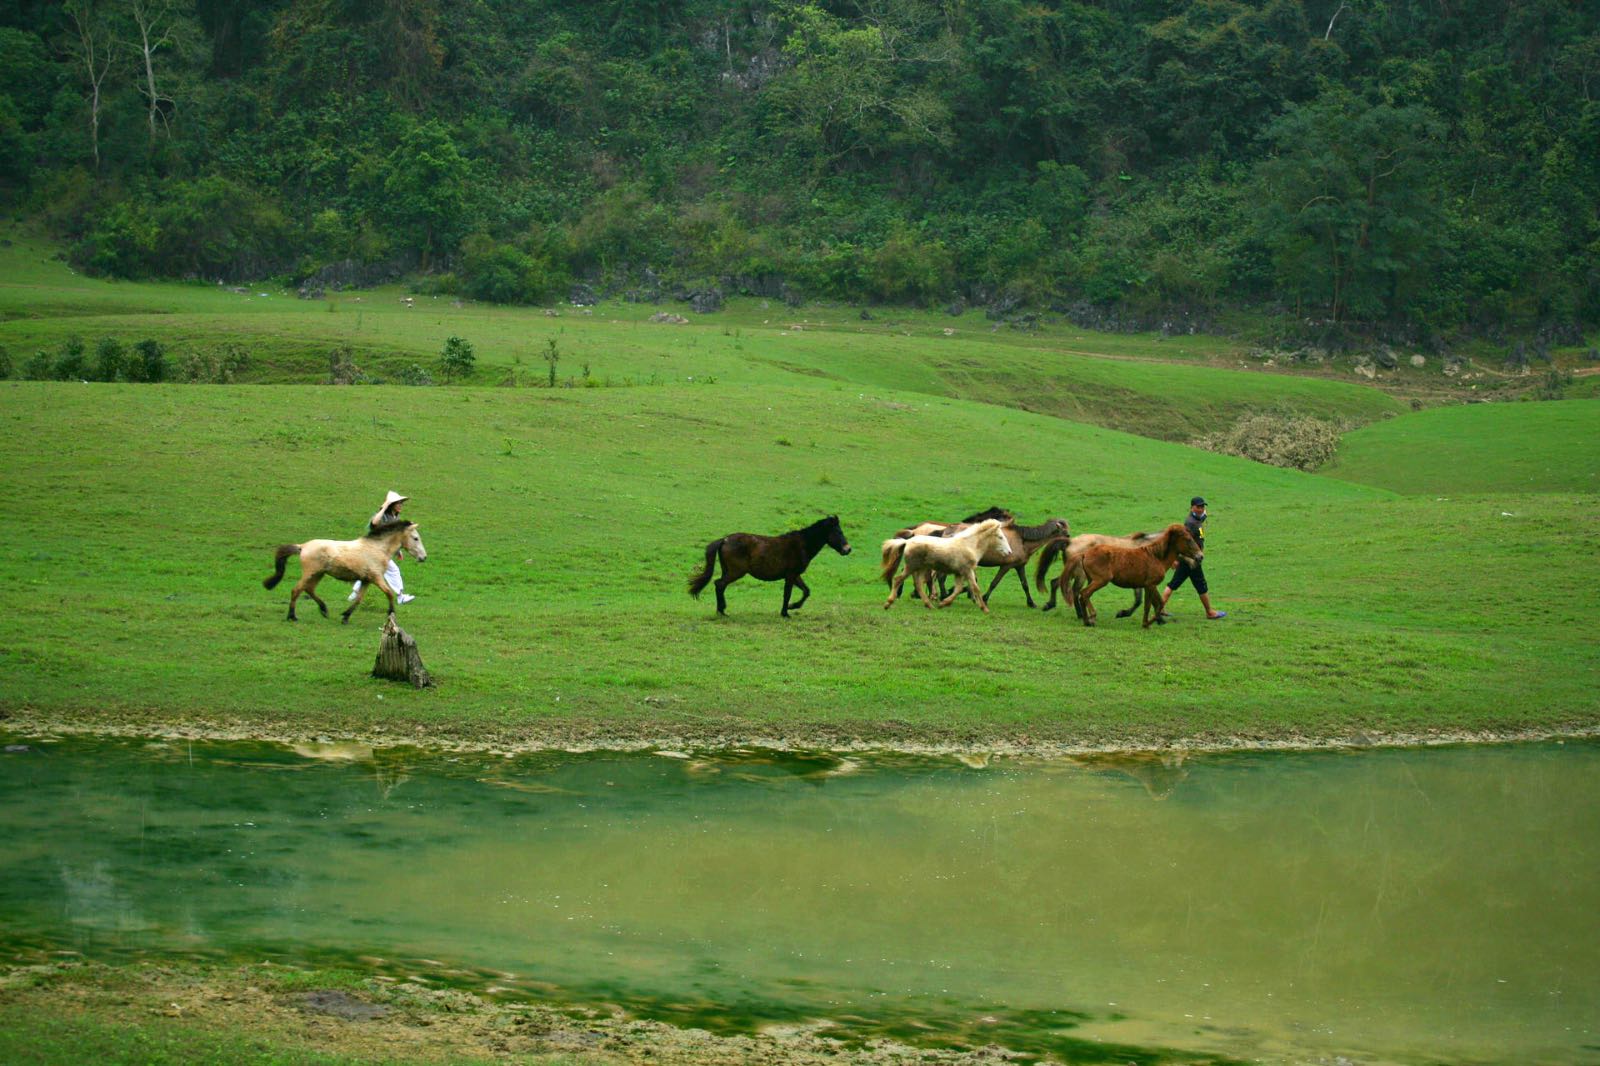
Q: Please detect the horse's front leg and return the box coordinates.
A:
[966,570,990,613]
[780,578,795,618]
[1143,582,1167,627]
[981,567,1008,607]
[1117,587,1142,619]
[788,576,811,613]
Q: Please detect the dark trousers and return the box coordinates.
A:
[1168,558,1208,595]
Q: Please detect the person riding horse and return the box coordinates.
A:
[350,491,416,605]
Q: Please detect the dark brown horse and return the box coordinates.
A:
[688,515,852,617]
[1063,523,1201,628]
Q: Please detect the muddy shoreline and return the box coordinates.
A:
[5,706,1597,759]
[0,958,1046,1065]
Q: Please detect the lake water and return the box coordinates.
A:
[2,734,1597,1064]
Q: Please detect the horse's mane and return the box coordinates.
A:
[959,506,1012,524]
[1014,518,1065,541]
[789,514,839,538]
[365,518,414,539]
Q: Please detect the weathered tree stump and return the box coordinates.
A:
[372,617,432,688]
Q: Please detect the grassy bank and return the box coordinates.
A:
[1,233,1408,442]
[2,380,1595,748]
[1322,398,1600,495]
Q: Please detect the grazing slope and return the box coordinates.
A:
[1,382,1594,746]
[1323,399,1600,495]
[0,237,1403,442]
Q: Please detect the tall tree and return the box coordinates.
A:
[64,0,118,170]
[128,0,197,139]
[1255,88,1444,321]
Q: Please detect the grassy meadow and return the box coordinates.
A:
[1,237,1597,749]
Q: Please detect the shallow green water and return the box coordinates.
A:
[2,735,1597,1064]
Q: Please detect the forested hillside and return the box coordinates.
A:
[3,1,1596,340]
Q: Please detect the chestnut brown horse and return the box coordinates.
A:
[1033,529,1165,615]
[1063,523,1201,628]
[688,515,852,617]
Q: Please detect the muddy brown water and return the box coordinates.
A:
[1,734,1597,1064]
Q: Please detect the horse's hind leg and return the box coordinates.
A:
[1078,578,1109,626]
[301,573,330,618]
[713,558,740,616]
[884,568,906,609]
[288,573,316,621]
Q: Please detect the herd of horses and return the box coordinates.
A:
[686,509,1203,628]
[260,508,1201,631]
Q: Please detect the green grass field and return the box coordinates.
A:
[2,234,1597,748]
[1322,399,1600,494]
[2,379,1595,747]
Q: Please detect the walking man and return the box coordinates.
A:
[1160,496,1225,620]
[350,491,416,605]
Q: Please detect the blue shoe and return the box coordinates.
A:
[1207,611,1228,620]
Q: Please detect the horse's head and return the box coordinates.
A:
[825,515,851,555]
[404,523,427,562]
[974,518,1012,555]
[1170,523,1200,565]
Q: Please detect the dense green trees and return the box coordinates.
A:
[1,0,1595,336]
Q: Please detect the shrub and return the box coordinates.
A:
[1535,367,1572,400]
[458,234,558,305]
[179,344,250,383]
[867,225,955,306]
[52,336,87,380]
[329,346,361,385]
[0,344,11,379]
[399,363,435,386]
[94,337,127,382]
[1193,412,1343,471]
[133,339,166,383]
[23,350,51,379]
[438,335,475,382]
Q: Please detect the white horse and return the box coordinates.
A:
[263,519,427,622]
[880,518,1012,613]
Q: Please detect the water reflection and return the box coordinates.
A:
[1,735,1597,1064]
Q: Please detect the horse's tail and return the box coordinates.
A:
[1034,536,1069,592]
[879,539,908,585]
[687,539,723,598]
[263,544,301,589]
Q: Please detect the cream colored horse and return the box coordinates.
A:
[263,519,427,622]
[880,519,1012,613]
